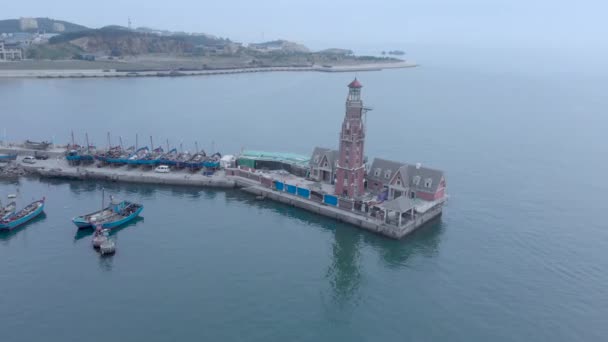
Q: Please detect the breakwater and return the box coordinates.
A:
[0,62,417,79]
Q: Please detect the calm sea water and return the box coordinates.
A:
[1,46,607,341]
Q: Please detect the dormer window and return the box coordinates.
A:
[323,160,328,167]
[374,168,381,177]
[425,178,433,188]
[396,178,402,186]
[413,175,421,186]
[384,170,391,179]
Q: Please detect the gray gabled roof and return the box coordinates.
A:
[401,164,444,193]
[310,146,338,169]
[368,158,405,182]
[379,196,415,212]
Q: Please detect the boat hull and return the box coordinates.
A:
[0,200,45,230]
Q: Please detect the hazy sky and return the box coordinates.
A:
[4,0,607,49]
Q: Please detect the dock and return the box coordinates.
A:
[1,148,442,239]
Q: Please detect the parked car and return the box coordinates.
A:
[34,152,49,160]
[22,156,36,164]
[155,165,170,173]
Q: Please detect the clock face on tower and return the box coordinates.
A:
[335,79,366,199]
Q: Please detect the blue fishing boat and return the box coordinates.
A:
[185,151,207,170]
[0,198,45,231]
[72,200,143,229]
[158,148,178,166]
[0,153,17,162]
[175,151,192,168]
[126,146,149,165]
[137,146,163,166]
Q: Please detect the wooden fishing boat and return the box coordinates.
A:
[185,151,207,169]
[0,198,45,230]
[158,148,178,166]
[0,153,17,162]
[72,200,143,229]
[126,147,150,165]
[66,148,95,165]
[175,151,192,168]
[0,201,16,220]
[137,146,163,166]
[24,140,51,150]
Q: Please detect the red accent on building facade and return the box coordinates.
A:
[334,79,366,198]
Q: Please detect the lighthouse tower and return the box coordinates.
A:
[334,78,366,198]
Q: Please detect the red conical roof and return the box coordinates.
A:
[348,78,362,88]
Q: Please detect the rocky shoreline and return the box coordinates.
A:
[0,162,29,178]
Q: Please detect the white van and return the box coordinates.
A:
[22,156,36,164]
[155,165,170,173]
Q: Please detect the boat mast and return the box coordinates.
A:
[71,130,75,147]
[195,141,199,153]
[136,133,139,150]
[107,132,111,150]
[166,139,169,152]
[119,136,124,150]
[101,187,105,210]
[85,133,90,153]
[150,136,154,150]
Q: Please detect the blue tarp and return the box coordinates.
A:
[324,194,338,206]
[297,187,310,198]
[286,184,297,194]
[274,181,284,191]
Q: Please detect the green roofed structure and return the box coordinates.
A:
[237,150,310,177]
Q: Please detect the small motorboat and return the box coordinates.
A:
[0,198,45,230]
[91,225,108,248]
[99,237,116,255]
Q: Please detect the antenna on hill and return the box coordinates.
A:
[128,17,132,30]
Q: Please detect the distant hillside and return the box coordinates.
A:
[0,17,88,33]
[49,27,229,56]
[249,40,310,53]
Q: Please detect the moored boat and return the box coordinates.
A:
[73,200,143,229]
[0,198,45,230]
[158,148,178,166]
[91,225,109,248]
[126,147,150,165]
[185,151,207,169]
[99,237,116,255]
[24,140,51,150]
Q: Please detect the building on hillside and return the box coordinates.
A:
[52,22,66,32]
[334,79,369,198]
[0,41,23,61]
[309,147,339,184]
[19,17,38,31]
